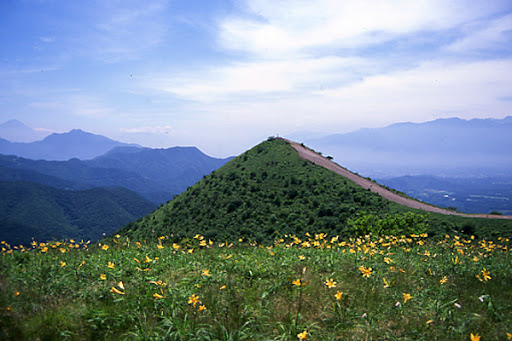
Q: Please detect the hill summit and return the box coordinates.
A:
[120,138,393,241]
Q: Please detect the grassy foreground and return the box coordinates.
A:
[1,234,511,340]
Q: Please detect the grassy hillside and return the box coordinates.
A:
[0,181,157,245]
[121,138,512,242]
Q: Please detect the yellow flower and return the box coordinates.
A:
[145,255,153,263]
[507,332,512,340]
[481,268,491,281]
[440,276,448,285]
[157,244,164,250]
[172,243,180,250]
[383,257,394,264]
[298,255,305,260]
[292,278,302,287]
[201,269,211,277]
[199,240,207,247]
[107,261,115,269]
[118,281,125,290]
[102,244,109,251]
[153,292,164,299]
[383,277,390,288]
[324,278,337,288]
[358,265,373,278]
[60,261,66,267]
[470,333,481,341]
[334,290,343,300]
[198,305,206,311]
[149,280,166,286]
[403,293,412,304]
[110,287,125,295]
[426,320,434,325]
[473,256,479,262]
[15,291,20,296]
[100,274,107,280]
[134,258,140,263]
[297,330,308,340]
[188,294,200,307]
[136,242,142,248]
[220,285,226,290]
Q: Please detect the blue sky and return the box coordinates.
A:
[1,0,512,156]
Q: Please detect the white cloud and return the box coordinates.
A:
[39,36,55,43]
[120,125,173,134]
[153,56,368,101]
[220,0,509,57]
[447,13,512,52]
[161,58,512,147]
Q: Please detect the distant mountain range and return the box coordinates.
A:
[300,116,512,178]
[0,145,232,204]
[0,127,140,161]
[0,122,234,245]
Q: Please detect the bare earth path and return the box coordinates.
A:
[284,139,512,220]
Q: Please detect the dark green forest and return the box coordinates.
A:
[0,181,156,245]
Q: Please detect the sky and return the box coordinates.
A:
[1,0,512,157]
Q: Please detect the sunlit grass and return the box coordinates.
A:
[1,233,511,340]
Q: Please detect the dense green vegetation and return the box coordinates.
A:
[0,181,156,245]
[121,139,512,242]
[1,233,511,340]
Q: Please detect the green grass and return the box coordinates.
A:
[1,233,511,340]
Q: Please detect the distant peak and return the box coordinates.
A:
[0,119,29,128]
[68,129,87,134]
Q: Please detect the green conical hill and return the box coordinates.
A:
[120,138,395,241]
[119,138,512,241]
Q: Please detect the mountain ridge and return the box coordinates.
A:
[0,127,140,161]
[300,116,512,177]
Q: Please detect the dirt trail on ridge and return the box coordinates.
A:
[284,138,512,220]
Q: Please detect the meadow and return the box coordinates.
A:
[1,233,511,340]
